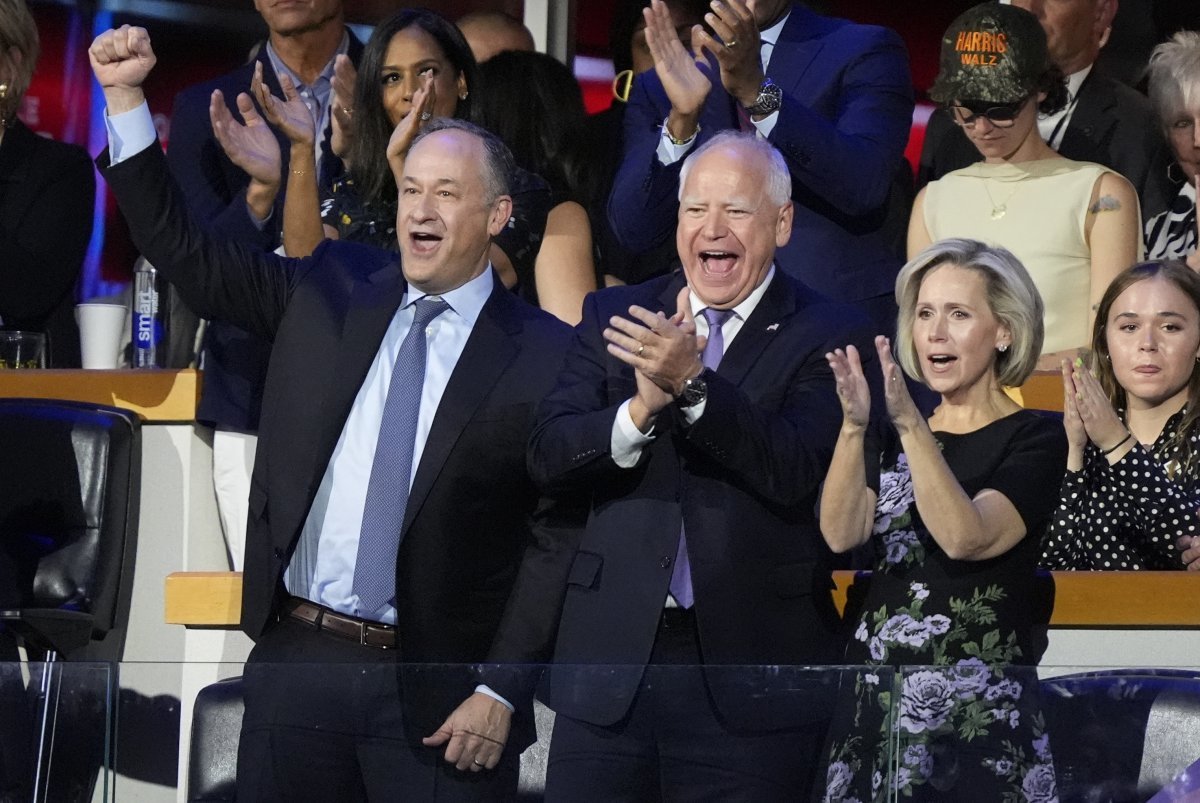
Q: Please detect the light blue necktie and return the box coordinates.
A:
[669,307,733,608]
[353,296,449,613]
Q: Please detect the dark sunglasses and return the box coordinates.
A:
[948,97,1029,129]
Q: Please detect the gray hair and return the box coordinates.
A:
[1146,31,1200,136]
[895,238,1044,388]
[410,117,515,204]
[0,0,38,120]
[677,130,791,207]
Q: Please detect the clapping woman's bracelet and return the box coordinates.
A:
[1100,432,1133,456]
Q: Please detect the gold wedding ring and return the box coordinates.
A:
[637,344,645,357]
[725,39,738,48]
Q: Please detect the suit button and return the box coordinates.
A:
[660,557,672,569]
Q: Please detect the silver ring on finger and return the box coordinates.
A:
[473,759,485,767]
[636,344,645,357]
[420,111,432,121]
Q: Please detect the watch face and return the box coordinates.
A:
[681,377,707,406]
[748,81,782,115]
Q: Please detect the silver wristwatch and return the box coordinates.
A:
[743,78,782,117]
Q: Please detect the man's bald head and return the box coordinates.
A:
[456,11,535,64]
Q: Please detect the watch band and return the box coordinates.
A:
[743,78,782,117]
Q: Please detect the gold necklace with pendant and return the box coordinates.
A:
[981,177,1021,220]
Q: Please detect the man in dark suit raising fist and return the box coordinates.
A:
[90,25,576,801]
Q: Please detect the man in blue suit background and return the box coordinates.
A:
[608,0,913,335]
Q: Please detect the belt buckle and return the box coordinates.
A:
[361,623,393,650]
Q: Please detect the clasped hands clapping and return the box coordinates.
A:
[826,336,923,437]
[1062,357,1199,569]
[643,0,768,138]
[209,51,434,197]
[605,287,705,428]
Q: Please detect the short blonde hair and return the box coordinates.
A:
[895,239,1044,388]
[0,0,38,120]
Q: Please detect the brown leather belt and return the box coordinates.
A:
[284,597,398,650]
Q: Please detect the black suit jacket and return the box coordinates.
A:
[101,140,575,749]
[528,271,876,729]
[166,33,363,430]
[0,120,94,367]
[917,67,1175,221]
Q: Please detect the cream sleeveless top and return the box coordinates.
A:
[923,158,1109,355]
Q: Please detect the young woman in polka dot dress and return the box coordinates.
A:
[1043,259,1200,570]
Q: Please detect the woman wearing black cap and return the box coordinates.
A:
[910,2,1141,372]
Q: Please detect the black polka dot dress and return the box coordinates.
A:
[1041,408,1200,570]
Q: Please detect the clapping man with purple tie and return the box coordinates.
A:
[529,131,876,801]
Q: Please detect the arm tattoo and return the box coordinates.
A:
[1089,195,1122,214]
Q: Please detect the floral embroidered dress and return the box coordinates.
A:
[823,410,1067,803]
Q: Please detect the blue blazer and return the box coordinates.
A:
[608,4,914,303]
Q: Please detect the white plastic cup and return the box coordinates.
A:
[76,303,128,369]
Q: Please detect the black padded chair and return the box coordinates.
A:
[188,676,244,802]
[1043,669,1200,802]
[0,398,141,800]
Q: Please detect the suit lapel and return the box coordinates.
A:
[763,6,827,88]
[1059,71,1114,164]
[717,273,796,386]
[402,281,521,535]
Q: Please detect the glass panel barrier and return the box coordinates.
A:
[0,661,111,803]
[7,660,1187,801]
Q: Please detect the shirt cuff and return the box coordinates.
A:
[246,201,272,230]
[680,397,706,425]
[106,101,157,164]
[751,109,779,139]
[474,684,513,712]
[655,117,697,166]
[611,399,655,468]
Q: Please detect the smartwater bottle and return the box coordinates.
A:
[132,258,168,368]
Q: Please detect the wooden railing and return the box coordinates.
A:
[0,368,202,421]
[166,570,1200,629]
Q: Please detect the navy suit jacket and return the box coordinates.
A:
[608,5,914,303]
[528,270,876,729]
[166,33,363,431]
[917,66,1175,221]
[101,139,575,750]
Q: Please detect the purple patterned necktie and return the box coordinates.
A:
[669,307,734,608]
[354,296,449,613]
